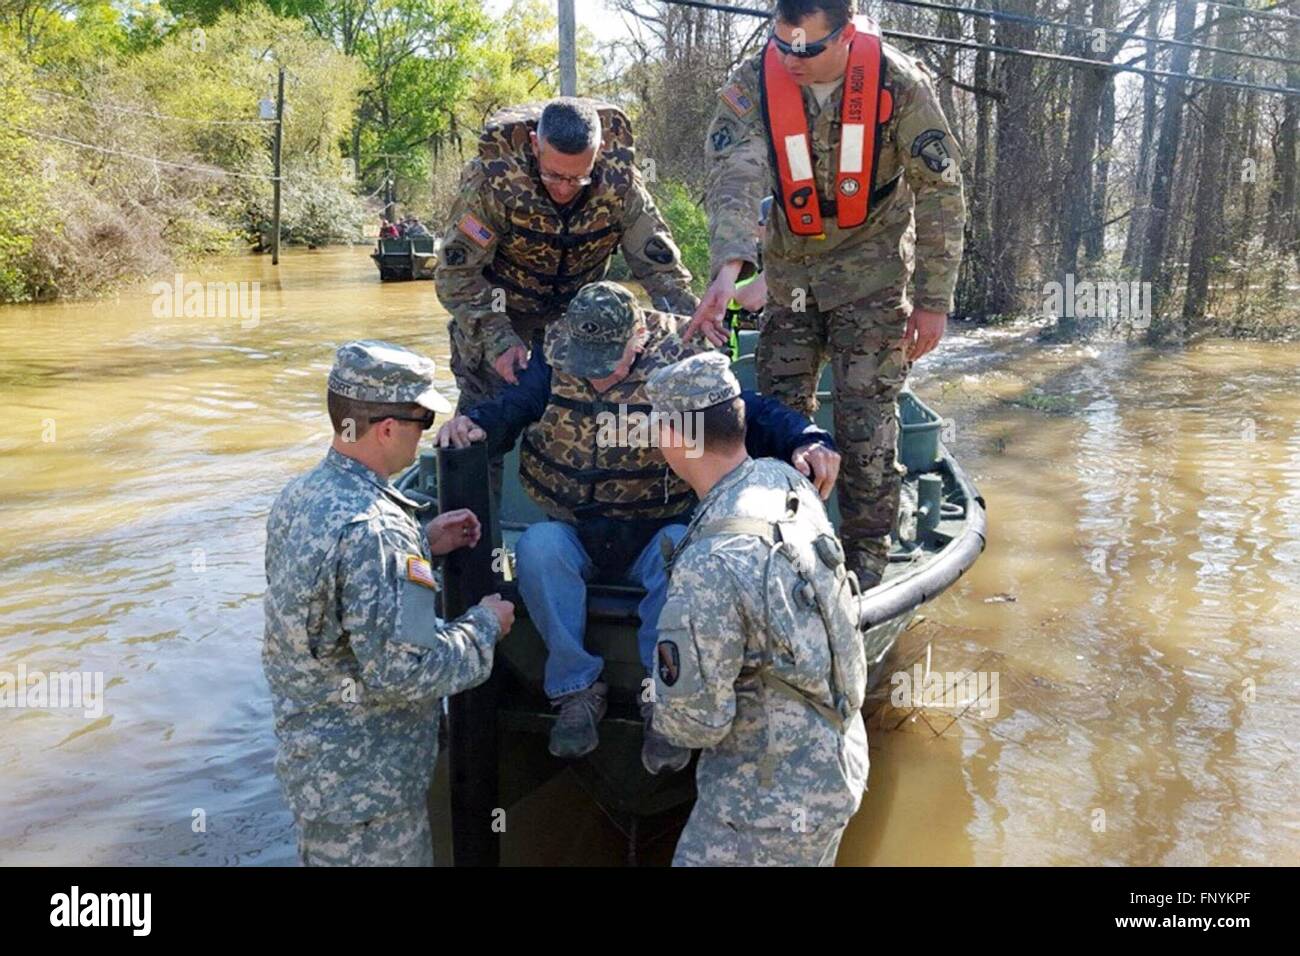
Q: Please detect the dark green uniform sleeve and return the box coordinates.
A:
[434,161,523,365]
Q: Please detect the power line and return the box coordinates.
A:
[32,89,275,126]
[1195,0,1300,27]
[653,0,1300,95]
[3,125,278,180]
[887,0,1300,70]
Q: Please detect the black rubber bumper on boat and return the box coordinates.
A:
[856,455,988,631]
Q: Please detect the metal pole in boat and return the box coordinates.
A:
[558,0,577,96]
[271,66,284,266]
[438,442,504,867]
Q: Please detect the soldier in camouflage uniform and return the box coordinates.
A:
[687,0,966,586]
[435,98,698,423]
[647,352,870,866]
[435,282,841,770]
[262,341,514,866]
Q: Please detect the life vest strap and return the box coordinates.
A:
[761,15,890,237]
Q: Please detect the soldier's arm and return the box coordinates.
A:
[703,63,770,281]
[652,552,746,749]
[338,520,499,704]
[893,61,966,315]
[741,390,837,462]
[464,351,553,457]
[433,162,524,365]
[620,172,699,314]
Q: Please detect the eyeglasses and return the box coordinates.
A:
[369,410,435,430]
[770,22,846,59]
[538,168,593,188]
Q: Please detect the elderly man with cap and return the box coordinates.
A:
[645,351,869,866]
[263,340,515,866]
[435,281,841,770]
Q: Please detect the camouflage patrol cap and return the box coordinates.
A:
[646,351,742,414]
[555,281,645,378]
[327,340,453,414]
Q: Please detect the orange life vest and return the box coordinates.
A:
[760,16,895,237]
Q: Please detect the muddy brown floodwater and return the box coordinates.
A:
[1,248,1296,865]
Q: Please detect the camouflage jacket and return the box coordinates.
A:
[518,310,707,522]
[262,448,500,824]
[704,45,965,315]
[435,102,698,367]
[653,457,869,830]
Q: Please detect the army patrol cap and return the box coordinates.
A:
[646,351,742,414]
[556,281,644,378]
[327,340,453,414]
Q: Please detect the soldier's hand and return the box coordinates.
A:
[492,344,529,385]
[478,592,515,637]
[436,415,486,448]
[426,508,481,556]
[792,443,840,500]
[733,271,768,313]
[685,261,744,346]
[904,308,947,361]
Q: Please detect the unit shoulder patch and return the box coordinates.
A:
[911,129,951,174]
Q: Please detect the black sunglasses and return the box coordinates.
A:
[369,410,436,430]
[770,22,846,59]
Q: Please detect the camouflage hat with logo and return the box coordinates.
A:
[553,281,644,378]
[327,340,453,414]
[645,350,742,415]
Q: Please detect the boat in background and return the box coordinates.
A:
[371,237,438,281]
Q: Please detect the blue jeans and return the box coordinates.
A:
[514,520,689,699]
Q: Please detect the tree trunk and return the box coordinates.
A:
[1123,0,1163,270]
[1182,7,1243,325]
[988,0,1041,317]
[1141,0,1199,339]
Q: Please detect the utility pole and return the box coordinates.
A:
[272,66,284,266]
[558,0,577,96]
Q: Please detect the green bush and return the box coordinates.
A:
[651,179,710,294]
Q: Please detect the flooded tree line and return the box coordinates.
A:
[604,0,1300,341]
[3,0,1299,343]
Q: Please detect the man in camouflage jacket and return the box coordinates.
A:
[687,0,966,586]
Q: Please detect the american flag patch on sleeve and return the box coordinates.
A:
[721,83,755,117]
[457,213,495,248]
[406,555,438,590]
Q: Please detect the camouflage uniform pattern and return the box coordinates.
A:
[263,342,500,866]
[703,43,965,576]
[519,284,714,522]
[651,457,869,867]
[297,806,434,867]
[642,349,741,414]
[436,101,698,415]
